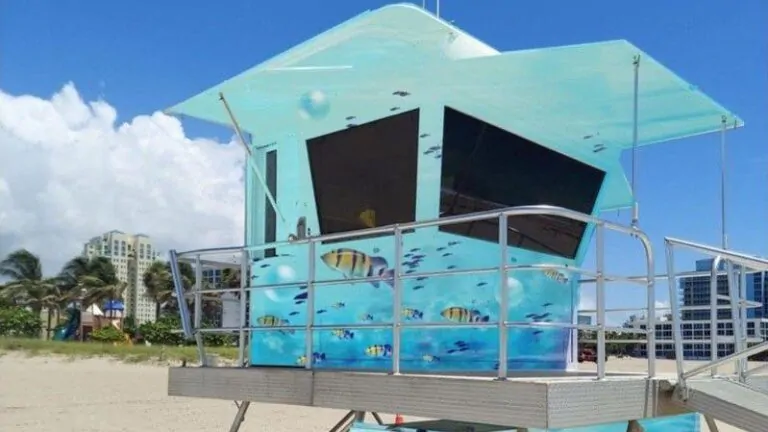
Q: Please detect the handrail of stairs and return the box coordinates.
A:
[665,237,768,391]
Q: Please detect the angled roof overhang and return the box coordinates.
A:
[166,3,743,212]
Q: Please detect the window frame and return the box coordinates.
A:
[437,106,606,259]
[305,109,422,244]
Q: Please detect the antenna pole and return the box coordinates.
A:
[631,55,641,229]
[436,0,441,18]
[219,92,286,224]
[720,115,728,249]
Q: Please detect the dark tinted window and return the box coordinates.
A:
[264,149,277,257]
[307,110,420,239]
[440,107,605,259]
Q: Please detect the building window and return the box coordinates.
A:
[306,109,420,241]
[439,107,605,259]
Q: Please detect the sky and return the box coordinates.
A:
[0,0,766,324]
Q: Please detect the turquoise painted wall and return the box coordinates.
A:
[246,104,617,371]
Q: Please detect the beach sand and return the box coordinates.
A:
[0,355,752,431]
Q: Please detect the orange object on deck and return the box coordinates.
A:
[394,414,404,425]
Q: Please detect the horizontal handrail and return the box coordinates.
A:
[580,269,736,284]
[177,205,649,258]
[682,340,768,380]
[191,262,599,295]
[189,322,650,335]
[665,237,768,272]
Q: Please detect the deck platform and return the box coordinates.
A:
[167,367,689,429]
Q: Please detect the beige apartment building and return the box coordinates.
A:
[83,230,159,324]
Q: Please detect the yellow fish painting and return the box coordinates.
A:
[440,307,490,323]
[321,248,394,288]
[365,344,393,358]
[256,315,294,335]
[543,269,569,284]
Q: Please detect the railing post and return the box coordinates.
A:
[194,254,207,365]
[305,241,316,369]
[709,256,723,376]
[595,222,606,379]
[645,236,656,378]
[168,250,194,339]
[665,242,686,381]
[726,261,743,376]
[497,213,509,380]
[738,266,748,381]
[238,249,249,367]
[392,226,403,375]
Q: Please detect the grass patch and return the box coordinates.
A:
[0,337,239,364]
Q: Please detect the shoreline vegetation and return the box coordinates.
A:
[0,337,239,364]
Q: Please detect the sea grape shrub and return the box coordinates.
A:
[138,315,185,346]
[90,325,127,343]
[137,315,235,347]
[0,307,43,338]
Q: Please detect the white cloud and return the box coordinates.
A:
[0,83,245,275]
[654,300,672,319]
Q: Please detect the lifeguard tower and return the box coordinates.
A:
[164,4,768,432]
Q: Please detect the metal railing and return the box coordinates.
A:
[170,205,657,379]
[665,237,768,391]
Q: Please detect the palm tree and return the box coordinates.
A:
[80,276,128,318]
[143,261,172,319]
[142,261,196,318]
[58,256,118,293]
[221,268,242,290]
[0,249,63,338]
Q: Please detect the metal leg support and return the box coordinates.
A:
[228,401,250,432]
[626,419,645,432]
[703,415,720,432]
[328,411,357,432]
[370,412,384,425]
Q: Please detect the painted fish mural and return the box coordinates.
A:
[365,344,393,358]
[249,238,577,373]
[321,248,395,288]
[441,307,490,323]
[543,269,569,284]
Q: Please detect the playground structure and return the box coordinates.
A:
[163,4,767,432]
[53,301,131,345]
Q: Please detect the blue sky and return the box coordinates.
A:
[2,0,766,318]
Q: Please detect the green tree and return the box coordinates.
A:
[58,256,118,296]
[142,261,195,319]
[143,261,172,319]
[0,306,43,337]
[0,249,65,338]
[80,277,128,318]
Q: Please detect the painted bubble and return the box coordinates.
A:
[275,265,297,282]
[298,90,330,120]
[506,276,525,308]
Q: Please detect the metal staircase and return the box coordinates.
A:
[665,238,768,432]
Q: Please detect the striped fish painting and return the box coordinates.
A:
[320,248,395,288]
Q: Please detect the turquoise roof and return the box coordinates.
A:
[167,3,743,211]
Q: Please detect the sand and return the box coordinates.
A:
[0,355,753,431]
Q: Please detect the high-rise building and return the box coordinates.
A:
[83,230,160,324]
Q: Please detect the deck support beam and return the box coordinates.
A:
[228,401,250,432]
[703,415,720,432]
[626,419,645,432]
